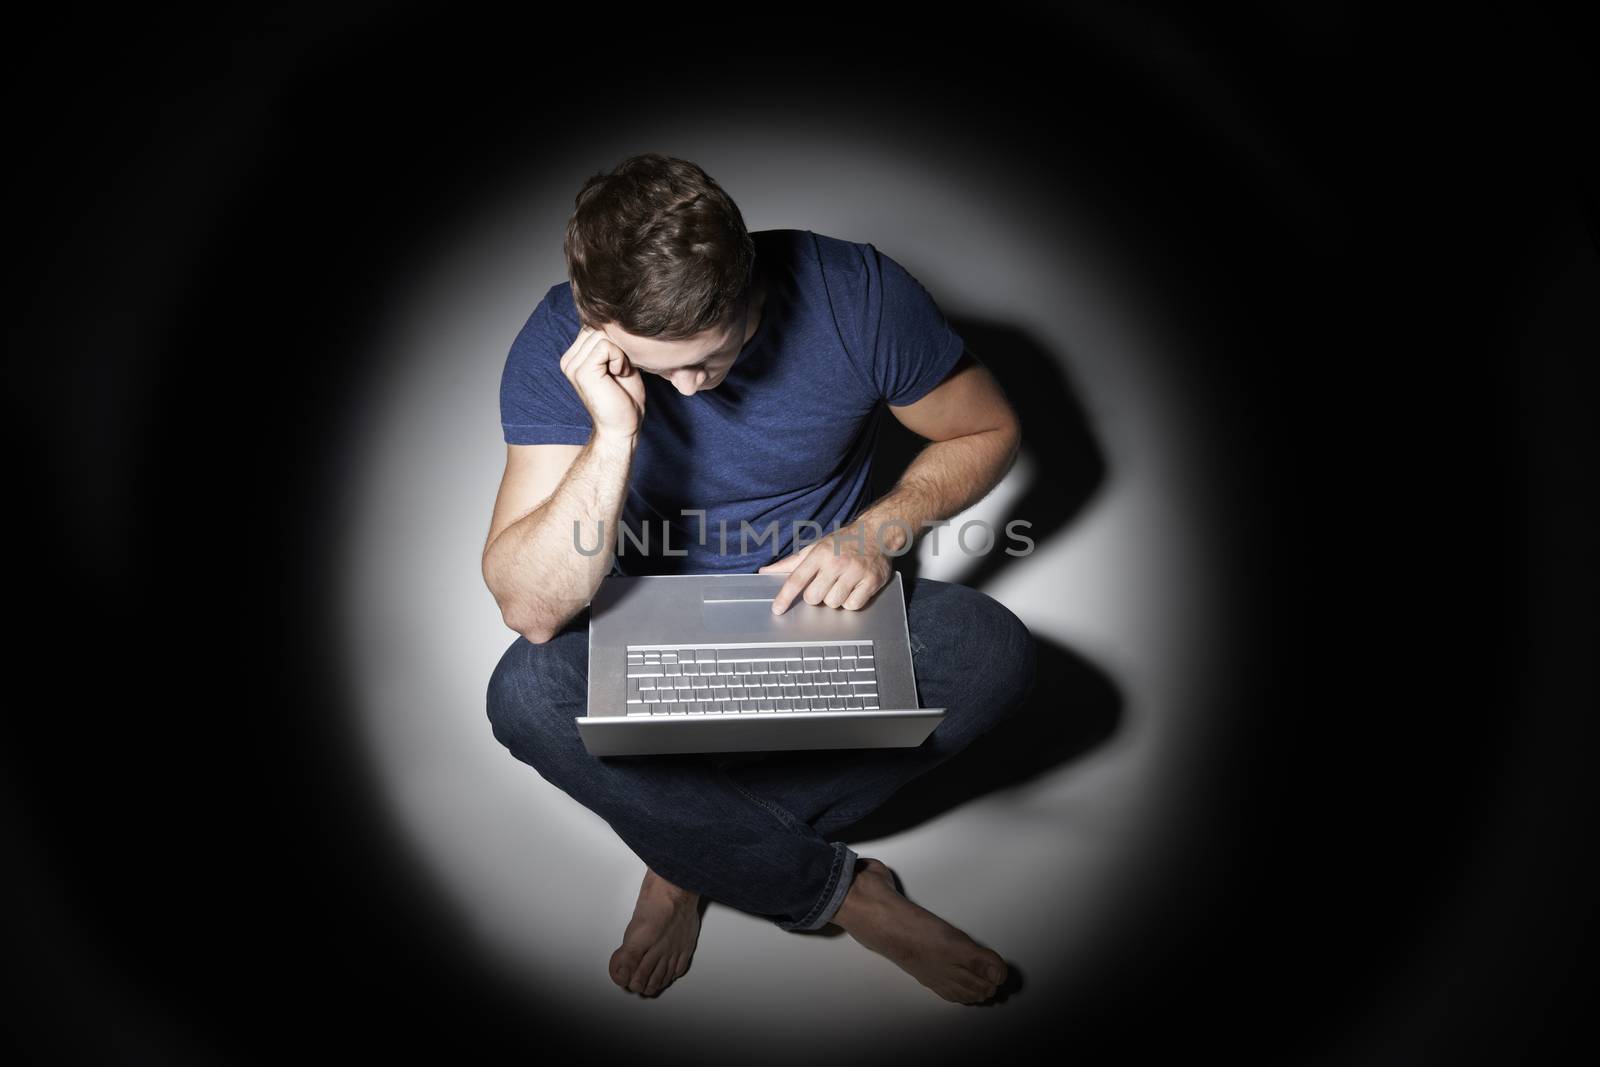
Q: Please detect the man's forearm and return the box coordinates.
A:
[853,427,1020,555]
[483,430,636,642]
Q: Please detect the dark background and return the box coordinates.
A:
[7,3,1594,1063]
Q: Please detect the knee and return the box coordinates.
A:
[958,587,1037,717]
[485,632,587,761]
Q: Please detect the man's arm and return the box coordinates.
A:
[760,351,1021,612]
[484,325,647,643]
[482,432,637,643]
[856,351,1021,554]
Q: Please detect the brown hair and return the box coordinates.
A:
[563,153,755,340]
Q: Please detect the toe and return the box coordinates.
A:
[642,954,671,996]
[937,978,982,1004]
[952,974,993,1003]
[610,946,639,988]
[973,952,1007,986]
[628,949,659,993]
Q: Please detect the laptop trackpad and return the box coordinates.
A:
[701,580,781,632]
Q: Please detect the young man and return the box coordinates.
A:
[482,154,1036,1004]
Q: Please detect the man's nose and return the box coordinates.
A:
[672,369,707,395]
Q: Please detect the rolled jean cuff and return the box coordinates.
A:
[777,841,859,932]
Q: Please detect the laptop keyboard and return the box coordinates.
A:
[624,641,878,715]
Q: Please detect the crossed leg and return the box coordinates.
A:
[485,577,1036,1002]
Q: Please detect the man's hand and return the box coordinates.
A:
[757,520,896,615]
[561,326,646,439]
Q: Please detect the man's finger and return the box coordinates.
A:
[799,565,841,609]
[758,540,815,575]
[822,573,856,608]
[566,332,608,380]
[605,341,631,377]
[561,327,603,375]
[842,574,879,611]
[771,551,824,614]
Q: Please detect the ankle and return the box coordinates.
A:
[831,863,884,932]
[645,868,699,904]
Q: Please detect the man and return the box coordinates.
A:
[482,154,1036,1005]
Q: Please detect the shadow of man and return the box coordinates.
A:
[831,314,1122,842]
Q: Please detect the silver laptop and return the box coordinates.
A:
[577,571,944,757]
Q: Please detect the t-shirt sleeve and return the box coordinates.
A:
[836,242,967,407]
[499,287,594,446]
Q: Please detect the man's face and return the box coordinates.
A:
[597,295,748,397]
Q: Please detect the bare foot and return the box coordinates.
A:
[609,867,703,997]
[832,857,1008,1004]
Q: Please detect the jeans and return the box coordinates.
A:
[484,575,1037,932]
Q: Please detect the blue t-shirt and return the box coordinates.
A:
[499,228,966,575]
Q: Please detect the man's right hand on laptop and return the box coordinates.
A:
[562,325,646,439]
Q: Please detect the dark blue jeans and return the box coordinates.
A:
[485,576,1037,932]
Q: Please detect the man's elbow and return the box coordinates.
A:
[503,607,556,645]
[491,595,551,644]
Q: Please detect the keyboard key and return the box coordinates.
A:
[628,644,885,723]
